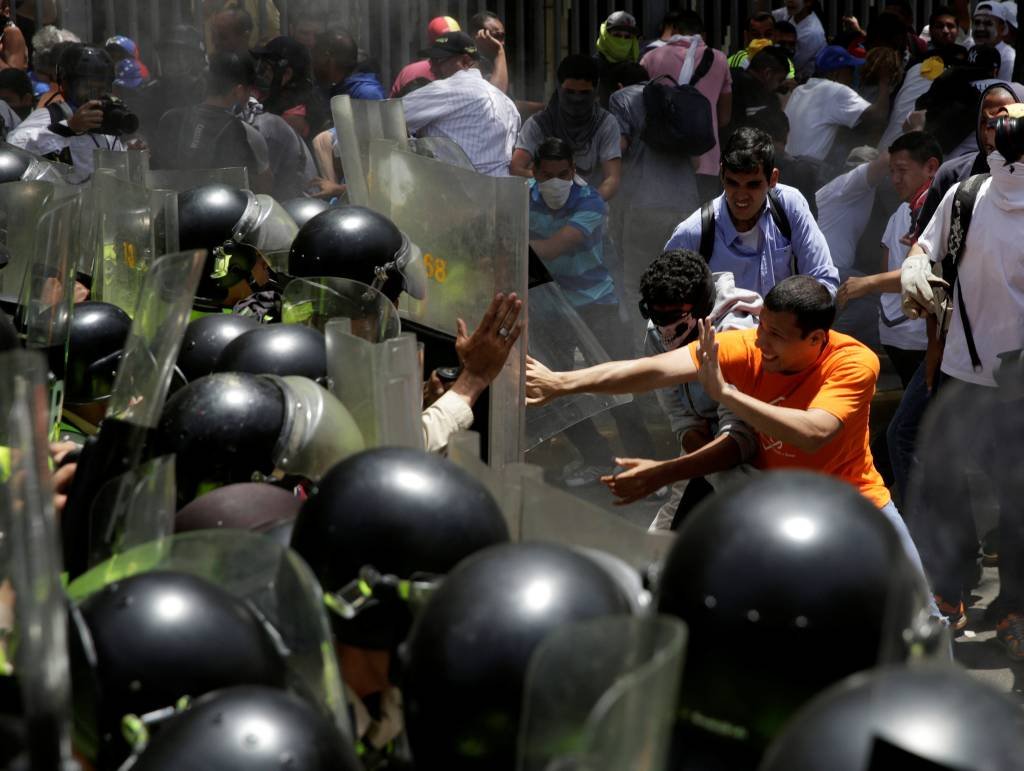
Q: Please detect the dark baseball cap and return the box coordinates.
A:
[250,36,309,69]
[423,31,479,59]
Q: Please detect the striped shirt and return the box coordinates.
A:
[528,179,616,308]
[402,68,521,177]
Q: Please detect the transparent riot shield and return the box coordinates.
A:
[516,467,673,573]
[66,530,352,739]
[61,250,206,579]
[145,166,250,192]
[325,319,422,449]
[17,195,81,436]
[86,455,177,569]
[526,281,632,450]
[105,250,206,426]
[408,136,474,170]
[760,663,1024,771]
[331,95,408,207]
[517,616,686,771]
[0,180,64,303]
[0,350,75,768]
[282,276,402,341]
[88,172,159,314]
[92,148,149,185]
[369,139,528,465]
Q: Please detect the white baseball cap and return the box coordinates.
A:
[975,1,1011,24]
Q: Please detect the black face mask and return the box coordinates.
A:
[560,89,596,119]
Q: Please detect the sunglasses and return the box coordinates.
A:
[638,300,694,328]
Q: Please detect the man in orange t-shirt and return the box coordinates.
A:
[527,276,934,606]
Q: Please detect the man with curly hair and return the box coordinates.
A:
[639,250,762,530]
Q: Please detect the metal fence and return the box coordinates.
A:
[52,1,950,101]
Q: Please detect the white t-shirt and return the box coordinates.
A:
[878,63,932,150]
[878,203,927,350]
[815,162,877,269]
[917,174,1024,385]
[996,41,1016,82]
[785,78,871,162]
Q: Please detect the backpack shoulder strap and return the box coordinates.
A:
[766,189,796,275]
[942,172,989,371]
[699,200,715,261]
[690,47,715,86]
[942,173,987,280]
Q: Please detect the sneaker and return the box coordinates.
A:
[563,465,613,488]
[935,594,968,631]
[996,613,1024,662]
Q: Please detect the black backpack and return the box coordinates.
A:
[940,172,988,371]
[698,189,795,275]
[640,47,716,157]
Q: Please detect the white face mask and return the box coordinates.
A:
[657,314,698,351]
[538,177,573,210]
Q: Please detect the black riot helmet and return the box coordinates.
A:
[402,542,632,771]
[130,686,361,771]
[289,447,510,650]
[176,313,259,382]
[760,665,1024,771]
[280,197,330,229]
[213,323,327,382]
[157,372,364,507]
[70,570,288,769]
[177,184,296,308]
[156,372,285,505]
[64,302,131,405]
[57,44,115,108]
[656,471,932,762]
[288,206,427,304]
[175,482,302,535]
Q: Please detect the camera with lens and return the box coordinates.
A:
[992,104,1024,164]
[92,95,139,136]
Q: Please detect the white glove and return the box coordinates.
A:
[900,251,946,319]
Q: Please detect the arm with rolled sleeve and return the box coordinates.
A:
[421,390,476,454]
[781,185,840,295]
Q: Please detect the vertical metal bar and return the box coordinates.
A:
[729,0,739,53]
[381,0,393,94]
[149,0,160,45]
[129,0,140,45]
[554,0,562,63]
[532,0,544,99]
[515,1,525,96]
[588,0,598,55]
[571,0,580,54]
[624,0,634,14]
[360,0,371,65]
[711,0,721,48]
[104,0,115,37]
[459,0,468,26]
[280,0,289,35]
[497,0,506,23]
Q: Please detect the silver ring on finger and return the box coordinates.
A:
[498,327,509,338]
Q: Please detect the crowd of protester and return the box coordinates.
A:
[0,1,1023,768]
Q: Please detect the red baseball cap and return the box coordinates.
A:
[427,16,461,43]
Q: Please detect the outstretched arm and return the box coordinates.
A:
[526,347,699,406]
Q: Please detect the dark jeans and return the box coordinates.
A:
[883,345,926,390]
[887,360,930,506]
[561,302,656,465]
[907,377,1024,610]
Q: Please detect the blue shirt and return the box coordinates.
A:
[665,183,839,298]
[332,71,388,101]
[529,180,616,308]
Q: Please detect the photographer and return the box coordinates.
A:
[901,107,1024,654]
[7,43,131,183]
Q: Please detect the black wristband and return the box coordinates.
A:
[48,121,77,138]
